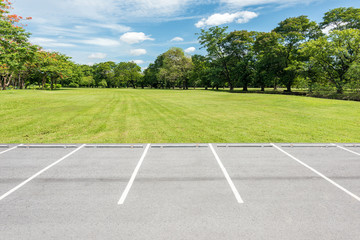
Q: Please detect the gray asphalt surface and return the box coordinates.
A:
[0,143,359,240]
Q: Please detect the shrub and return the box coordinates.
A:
[69,82,79,88]
[99,79,107,88]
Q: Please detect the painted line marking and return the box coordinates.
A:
[332,143,360,156]
[0,144,86,201]
[0,144,22,156]
[209,143,244,204]
[271,143,360,202]
[118,144,151,205]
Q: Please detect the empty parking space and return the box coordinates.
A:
[0,146,76,195]
[214,145,360,239]
[1,143,360,239]
[338,144,360,156]
[115,145,246,239]
[280,144,360,197]
[0,145,145,239]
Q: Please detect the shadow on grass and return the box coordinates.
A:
[208,88,307,96]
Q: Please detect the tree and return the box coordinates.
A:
[190,54,210,89]
[157,48,192,89]
[115,62,142,88]
[225,30,257,91]
[321,7,360,31]
[0,1,33,90]
[93,61,116,87]
[254,32,285,91]
[301,29,360,94]
[198,26,236,90]
[273,15,322,92]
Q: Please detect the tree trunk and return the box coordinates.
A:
[19,74,24,89]
[42,75,46,89]
[286,83,291,92]
[243,84,248,91]
[4,74,13,90]
[0,76,4,90]
[261,86,265,92]
[51,78,54,90]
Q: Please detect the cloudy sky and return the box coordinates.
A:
[12,0,360,67]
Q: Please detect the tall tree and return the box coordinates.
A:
[115,62,142,88]
[93,61,116,87]
[0,0,33,90]
[254,32,285,91]
[190,54,210,90]
[198,26,236,90]
[157,48,192,89]
[225,30,257,91]
[273,15,322,92]
[321,7,360,31]
[301,29,360,94]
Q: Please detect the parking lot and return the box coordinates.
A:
[1,143,360,239]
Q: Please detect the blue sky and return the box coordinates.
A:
[12,0,360,68]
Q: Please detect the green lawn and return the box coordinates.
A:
[1,88,359,143]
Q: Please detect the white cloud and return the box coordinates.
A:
[321,22,348,35]
[120,32,154,44]
[132,60,145,65]
[79,38,121,46]
[236,11,259,23]
[88,53,107,59]
[184,47,196,53]
[30,37,76,47]
[171,37,184,42]
[130,49,147,56]
[195,11,258,28]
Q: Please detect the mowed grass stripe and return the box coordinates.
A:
[1,88,359,143]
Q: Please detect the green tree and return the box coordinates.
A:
[254,32,285,91]
[273,15,322,92]
[321,7,360,31]
[93,61,116,87]
[115,62,142,88]
[157,48,193,89]
[301,29,360,94]
[190,54,210,89]
[226,30,257,91]
[198,26,236,90]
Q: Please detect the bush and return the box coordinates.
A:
[55,84,62,89]
[99,79,107,88]
[80,76,95,87]
[69,82,79,88]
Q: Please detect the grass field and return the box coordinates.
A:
[1,88,359,143]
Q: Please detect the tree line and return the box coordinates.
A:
[144,7,360,95]
[0,1,144,90]
[1,1,360,96]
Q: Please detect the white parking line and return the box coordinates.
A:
[0,145,22,156]
[118,144,151,205]
[209,144,244,204]
[332,143,360,156]
[271,143,360,202]
[0,144,86,201]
